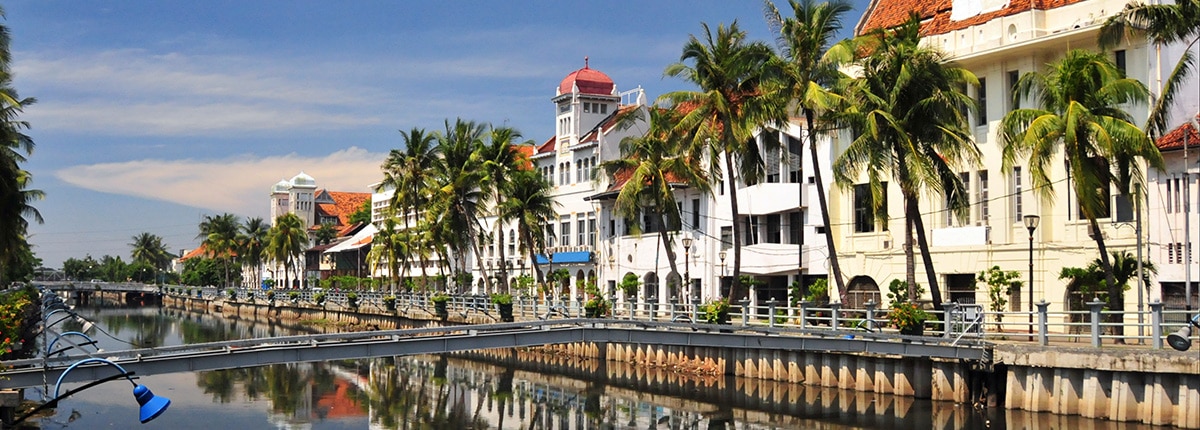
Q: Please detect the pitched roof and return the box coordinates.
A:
[1157,114,1200,151]
[856,0,1087,37]
[178,246,207,262]
[314,190,371,226]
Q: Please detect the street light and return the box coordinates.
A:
[10,358,171,425]
[1024,214,1040,337]
[682,236,693,301]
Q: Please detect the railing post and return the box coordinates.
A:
[627,300,635,321]
[864,300,877,332]
[692,297,702,323]
[669,296,679,322]
[767,298,778,328]
[739,298,750,326]
[648,295,658,322]
[829,302,842,330]
[798,300,811,330]
[942,302,959,339]
[1036,300,1050,346]
[1087,298,1106,347]
[1150,300,1164,350]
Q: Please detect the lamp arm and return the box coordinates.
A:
[8,372,134,425]
[1190,313,1200,329]
[53,358,136,398]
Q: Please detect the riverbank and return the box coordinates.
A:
[162,293,1200,428]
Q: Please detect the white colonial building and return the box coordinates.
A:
[839,0,1199,320]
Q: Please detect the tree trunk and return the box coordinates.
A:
[904,207,917,301]
[909,200,944,308]
[495,217,510,292]
[1090,217,1123,341]
[655,212,680,298]
[805,110,847,299]
[724,150,744,301]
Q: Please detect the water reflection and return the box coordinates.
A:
[37,306,1174,429]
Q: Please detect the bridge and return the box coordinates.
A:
[39,281,161,294]
[0,318,989,389]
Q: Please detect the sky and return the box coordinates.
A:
[11,1,869,268]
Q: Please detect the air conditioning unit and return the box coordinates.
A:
[883,240,891,249]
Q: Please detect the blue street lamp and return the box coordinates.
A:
[45,331,99,357]
[10,358,171,425]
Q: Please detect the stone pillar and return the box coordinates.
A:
[1108,372,1142,422]
[1079,369,1110,419]
[1005,367,1026,409]
[838,354,855,390]
[1051,368,1082,415]
[875,357,895,394]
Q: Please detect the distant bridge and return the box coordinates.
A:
[0,319,990,389]
[40,281,161,294]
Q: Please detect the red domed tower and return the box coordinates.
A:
[553,57,619,149]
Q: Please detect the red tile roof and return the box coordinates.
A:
[178,246,208,262]
[536,136,556,155]
[558,59,615,96]
[314,190,371,226]
[856,0,1087,37]
[1157,114,1200,151]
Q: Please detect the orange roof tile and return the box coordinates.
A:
[1157,114,1200,151]
[314,190,371,226]
[856,0,1087,37]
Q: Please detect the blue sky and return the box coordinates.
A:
[12,1,868,267]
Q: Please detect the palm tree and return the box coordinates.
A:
[600,107,712,296]
[662,21,784,301]
[239,217,269,289]
[764,0,853,297]
[198,213,241,288]
[477,125,531,291]
[832,15,981,306]
[0,7,38,284]
[267,213,309,289]
[368,217,402,294]
[428,118,488,291]
[129,232,171,272]
[378,127,441,287]
[999,49,1164,326]
[1099,0,1199,138]
[496,169,558,286]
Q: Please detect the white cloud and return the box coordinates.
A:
[54,147,385,218]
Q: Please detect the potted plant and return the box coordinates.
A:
[582,281,609,318]
[888,301,930,335]
[700,298,732,324]
[346,292,359,308]
[314,291,327,307]
[227,288,237,300]
[431,292,450,320]
[584,296,611,318]
[618,273,639,302]
[288,291,300,304]
[383,295,397,311]
[266,290,276,306]
[491,293,514,322]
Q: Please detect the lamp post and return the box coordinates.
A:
[682,236,693,301]
[1024,215,1040,337]
[719,250,727,297]
[10,358,170,425]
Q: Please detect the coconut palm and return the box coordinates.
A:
[496,169,558,285]
[1099,0,1199,137]
[239,217,269,290]
[662,21,785,301]
[129,232,171,271]
[600,107,712,295]
[999,48,1164,326]
[0,12,38,284]
[267,213,309,290]
[832,15,981,306]
[378,127,441,286]
[368,216,402,294]
[198,213,241,288]
[764,0,853,297]
[428,118,488,290]
[477,125,532,291]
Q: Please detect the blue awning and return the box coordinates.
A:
[534,251,592,265]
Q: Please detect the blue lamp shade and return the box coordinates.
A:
[133,384,171,423]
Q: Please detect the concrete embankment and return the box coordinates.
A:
[163,294,1200,428]
[994,343,1200,427]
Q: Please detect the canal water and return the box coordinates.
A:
[23,305,1170,429]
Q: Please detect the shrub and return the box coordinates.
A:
[700,298,731,324]
[490,293,513,305]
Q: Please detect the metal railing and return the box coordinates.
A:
[157,287,1195,350]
